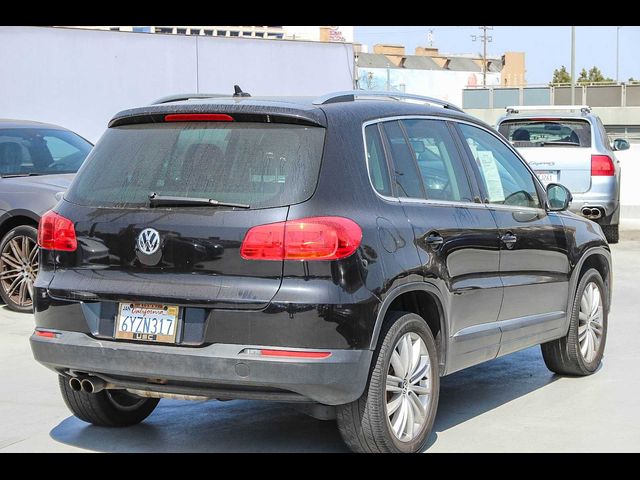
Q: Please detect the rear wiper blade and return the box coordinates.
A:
[148,193,250,209]
[1,172,44,178]
[540,141,580,147]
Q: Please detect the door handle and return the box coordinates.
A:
[501,233,517,249]
[426,233,444,248]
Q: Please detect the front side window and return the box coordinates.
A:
[65,122,325,209]
[458,124,541,209]
[0,128,92,176]
[401,119,473,203]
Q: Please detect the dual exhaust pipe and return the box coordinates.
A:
[581,207,603,220]
[68,376,111,394]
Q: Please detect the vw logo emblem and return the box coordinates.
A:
[137,228,160,255]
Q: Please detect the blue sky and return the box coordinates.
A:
[354,26,640,84]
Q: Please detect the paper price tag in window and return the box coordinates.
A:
[477,150,505,202]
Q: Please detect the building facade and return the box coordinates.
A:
[355,44,525,106]
[59,26,353,42]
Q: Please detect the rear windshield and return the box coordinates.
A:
[498,119,592,148]
[65,122,325,209]
[0,128,91,176]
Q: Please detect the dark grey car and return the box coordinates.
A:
[0,119,92,312]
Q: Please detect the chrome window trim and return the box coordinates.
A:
[361,115,547,213]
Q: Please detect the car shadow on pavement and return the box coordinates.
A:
[50,346,559,452]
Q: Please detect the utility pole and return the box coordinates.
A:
[571,26,576,104]
[471,26,493,87]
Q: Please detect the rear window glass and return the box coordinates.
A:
[498,119,592,148]
[65,122,325,209]
[0,128,91,176]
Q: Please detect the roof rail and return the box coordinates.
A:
[151,93,230,105]
[313,90,464,113]
[506,105,591,115]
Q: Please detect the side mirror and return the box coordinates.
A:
[546,183,572,211]
[613,138,630,151]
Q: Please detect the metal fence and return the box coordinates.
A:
[463,84,640,109]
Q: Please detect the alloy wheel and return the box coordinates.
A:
[578,282,604,363]
[0,235,38,308]
[385,332,432,442]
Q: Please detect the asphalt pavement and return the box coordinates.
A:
[1,234,639,452]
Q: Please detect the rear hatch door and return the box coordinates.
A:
[49,115,326,309]
[498,118,594,192]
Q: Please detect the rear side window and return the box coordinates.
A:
[364,124,391,196]
[381,121,425,198]
[401,119,473,203]
[66,122,326,209]
[498,119,591,148]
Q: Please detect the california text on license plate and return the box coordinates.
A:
[115,303,179,343]
[536,170,558,185]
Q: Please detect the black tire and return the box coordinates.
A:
[541,268,608,376]
[602,224,619,244]
[58,375,159,427]
[336,311,440,453]
[0,225,38,313]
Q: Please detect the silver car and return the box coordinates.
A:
[496,105,629,243]
[0,119,92,312]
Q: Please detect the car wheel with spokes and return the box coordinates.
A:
[336,311,440,453]
[541,268,608,376]
[0,226,39,313]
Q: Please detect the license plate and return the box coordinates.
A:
[115,303,179,343]
[536,170,558,185]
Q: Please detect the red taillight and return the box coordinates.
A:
[259,349,331,359]
[164,113,234,122]
[240,216,362,261]
[591,155,615,176]
[34,330,58,338]
[37,210,77,251]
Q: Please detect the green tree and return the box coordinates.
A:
[551,65,571,84]
[629,77,637,83]
[578,66,614,84]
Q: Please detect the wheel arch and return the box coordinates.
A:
[369,283,448,374]
[564,246,613,334]
[0,209,40,241]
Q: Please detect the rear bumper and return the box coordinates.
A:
[568,176,620,224]
[30,331,372,405]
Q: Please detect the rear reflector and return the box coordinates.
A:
[591,154,615,176]
[34,330,58,338]
[240,216,362,261]
[259,349,331,359]
[164,113,234,122]
[38,210,77,251]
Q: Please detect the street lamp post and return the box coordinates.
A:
[571,26,576,104]
[616,26,623,83]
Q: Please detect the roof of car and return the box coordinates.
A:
[499,111,596,120]
[109,93,488,130]
[0,118,68,130]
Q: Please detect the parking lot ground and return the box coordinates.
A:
[1,238,639,452]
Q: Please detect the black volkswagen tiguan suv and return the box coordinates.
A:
[30,90,612,453]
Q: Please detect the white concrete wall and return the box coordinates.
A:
[0,27,355,142]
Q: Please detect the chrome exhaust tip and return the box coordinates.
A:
[69,377,82,392]
[581,207,602,219]
[81,377,107,394]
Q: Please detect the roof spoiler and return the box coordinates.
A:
[506,105,591,115]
